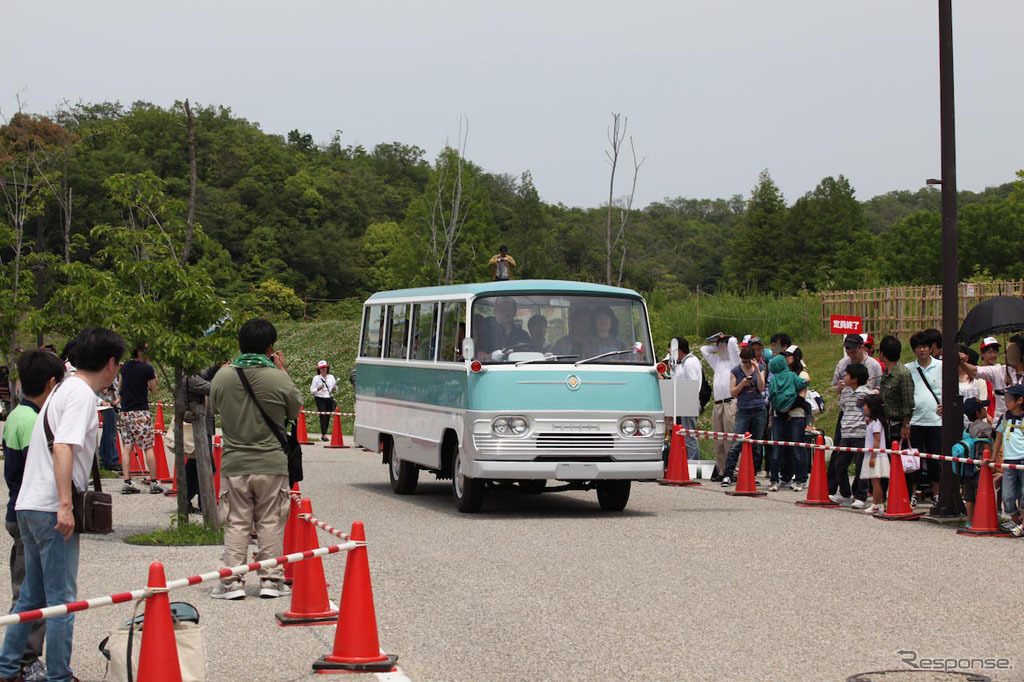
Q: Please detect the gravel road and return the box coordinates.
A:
[1,440,1021,681]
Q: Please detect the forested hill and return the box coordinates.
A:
[3,101,1022,314]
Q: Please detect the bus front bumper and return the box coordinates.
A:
[467,459,663,481]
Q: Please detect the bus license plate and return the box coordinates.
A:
[555,462,599,480]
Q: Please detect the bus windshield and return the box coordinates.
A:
[471,294,654,365]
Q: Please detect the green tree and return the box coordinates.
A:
[723,170,787,291]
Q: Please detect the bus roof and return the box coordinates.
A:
[364,279,644,303]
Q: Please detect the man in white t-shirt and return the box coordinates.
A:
[0,327,125,682]
[671,337,703,461]
[700,333,739,478]
[961,337,1023,423]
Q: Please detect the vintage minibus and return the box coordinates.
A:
[354,280,665,512]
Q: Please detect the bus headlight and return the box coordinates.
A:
[636,418,655,437]
[509,417,528,435]
[619,419,638,437]
[492,416,528,437]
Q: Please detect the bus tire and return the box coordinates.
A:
[389,452,419,495]
[596,480,631,511]
[452,448,484,513]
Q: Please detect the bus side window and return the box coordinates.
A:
[411,303,437,361]
[360,305,384,358]
[439,301,465,362]
[386,304,409,359]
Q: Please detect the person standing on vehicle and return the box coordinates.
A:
[701,333,739,480]
[210,319,302,600]
[487,245,517,281]
[309,361,338,442]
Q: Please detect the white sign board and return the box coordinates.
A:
[660,379,700,418]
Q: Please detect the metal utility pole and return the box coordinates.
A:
[934,0,965,518]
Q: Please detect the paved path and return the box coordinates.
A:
[1,441,1022,681]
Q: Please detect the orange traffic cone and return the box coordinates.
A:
[283,484,302,584]
[726,435,766,497]
[796,435,839,507]
[324,410,345,449]
[297,410,314,445]
[958,450,1010,537]
[130,445,148,476]
[660,425,700,486]
[876,441,922,521]
[154,401,166,433]
[277,498,339,626]
[153,432,173,483]
[313,522,397,673]
[136,562,183,682]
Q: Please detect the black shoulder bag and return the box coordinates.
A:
[916,366,941,408]
[235,367,303,486]
[43,385,113,534]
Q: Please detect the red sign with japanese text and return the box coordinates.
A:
[830,315,863,335]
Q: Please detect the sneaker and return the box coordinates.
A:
[792,482,804,493]
[260,579,291,599]
[769,483,779,492]
[22,659,46,682]
[211,580,245,600]
[909,495,918,509]
[149,482,166,494]
[720,477,732,487]
[863,504,882,515]
[121,480,140,495]
[321,436,329,441]
[1011,524,1024,538]
[850,499,867,509]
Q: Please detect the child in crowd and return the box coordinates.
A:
[958,397,994,527]
[828,363,873,506]
[860,395,888,514]
[993,384,1024,536]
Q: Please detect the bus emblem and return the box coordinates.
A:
[565,374,582,391]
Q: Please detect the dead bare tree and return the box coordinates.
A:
[604,113,625,285]
[427,117,470,285]
[615,138,645,287]
[182,99,197,266]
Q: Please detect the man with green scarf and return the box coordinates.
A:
[210,319,302,600]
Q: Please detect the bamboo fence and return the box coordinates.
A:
[820,280,1024,338]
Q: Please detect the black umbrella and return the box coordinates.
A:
[957,296,1024,345]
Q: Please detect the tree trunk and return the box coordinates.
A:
[173,377,190,522]
[191,403,219,530]
[34,214,44,347]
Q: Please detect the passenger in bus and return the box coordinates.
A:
[528,314,550,353]
[552,306,593,357]
[583,305,627,358]
[483,298,531,357]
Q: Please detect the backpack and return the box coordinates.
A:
[698,366,713,414]
[951,432,992,477]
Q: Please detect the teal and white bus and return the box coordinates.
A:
[354,280,665,513]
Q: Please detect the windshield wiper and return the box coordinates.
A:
[574,349,636,366]
[515,354,579,367]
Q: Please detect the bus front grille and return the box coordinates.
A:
[535,433,614,449]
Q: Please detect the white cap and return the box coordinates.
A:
[981,337,1000,350]
[860,333,869,343]
[317,360,328,368]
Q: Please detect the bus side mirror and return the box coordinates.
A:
[462,337,475,362]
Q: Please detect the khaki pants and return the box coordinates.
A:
[711,401,736,474]
[220,474,290,583]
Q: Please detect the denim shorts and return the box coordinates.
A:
[1002,465,1024,515]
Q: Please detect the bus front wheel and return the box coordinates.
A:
[452,449,484,513]
[596,480,631,511]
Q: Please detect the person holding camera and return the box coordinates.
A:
[720,346,766,486]
[487,245,517,281]
[310,361,338,442]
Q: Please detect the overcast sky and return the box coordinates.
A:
[2,1,1022,208]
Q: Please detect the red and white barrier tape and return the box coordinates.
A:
[299,512,350,541]
[673,427,1024,471]
[0,540,357,627]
